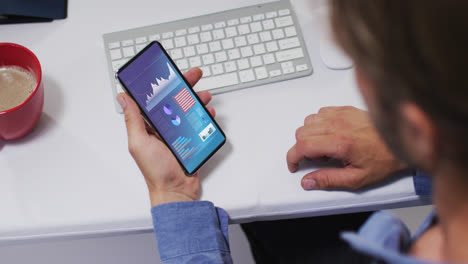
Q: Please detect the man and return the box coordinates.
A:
[116,0,467,262]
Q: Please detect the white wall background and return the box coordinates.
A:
[0,205,432,264]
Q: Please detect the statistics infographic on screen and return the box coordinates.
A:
[118,42,225,174]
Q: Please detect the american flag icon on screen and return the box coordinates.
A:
[174,87,196,113]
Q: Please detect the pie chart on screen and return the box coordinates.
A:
[171,115,181,126]
[163,104,173,115]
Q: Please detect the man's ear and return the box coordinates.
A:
[400,103,438,171]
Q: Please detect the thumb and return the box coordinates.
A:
[116,93,147,144]
[301,168,366,190]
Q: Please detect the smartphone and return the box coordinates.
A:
[116,41,226,175]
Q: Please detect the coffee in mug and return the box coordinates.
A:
[0,66,38,111]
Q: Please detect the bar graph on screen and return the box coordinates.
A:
[172,136,195,160]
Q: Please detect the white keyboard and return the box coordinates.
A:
[103,0,313,112]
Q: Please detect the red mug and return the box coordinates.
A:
[0,43,44,140]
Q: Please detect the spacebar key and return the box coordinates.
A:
[194,73,239,92]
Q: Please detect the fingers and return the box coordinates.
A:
[184,68,203,87]
[117,93,148,150]
[197,91,212,106]
[301,168,365,190]
[206,106,216,118]
[286,135,349,172]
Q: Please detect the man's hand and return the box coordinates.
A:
[287,106,407,190]
[116,68,215,207]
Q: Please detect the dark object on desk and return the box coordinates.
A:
[0,0,68,24]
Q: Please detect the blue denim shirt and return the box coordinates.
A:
[151,172,433,263]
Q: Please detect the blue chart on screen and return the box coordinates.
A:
[163,104,173,115]
[172,136,195,160]
[171,115,181,126]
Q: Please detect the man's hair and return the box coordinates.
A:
[330,0,468,168]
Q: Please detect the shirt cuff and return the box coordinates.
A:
[151,201,230,261]
[413,170,432,196]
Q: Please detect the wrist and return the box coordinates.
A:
[149,191,197,207]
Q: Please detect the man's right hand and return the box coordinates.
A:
[287,106,407,190]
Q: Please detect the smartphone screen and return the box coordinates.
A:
[116,41,226,175]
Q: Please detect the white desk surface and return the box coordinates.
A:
[0,0,429,243]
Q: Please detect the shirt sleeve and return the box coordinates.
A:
[151,201,233,264]
[412,170,432,196]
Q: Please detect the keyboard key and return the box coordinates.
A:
[162,32,174,39]
[215,21,226,28]
[269,69,281,77]
[253,14,265,21]
[215,51,228,62]
[255,67,268,79]
[250,22,262,33]
[266,11,278,18]
[238,24,250,35]
[234,36,247,47]
[259,31,272,42]
[272,29,285,39]
[136,44,146,52]
[170,48,183,59]
[250,56,262,67]
[263,53,276,64]
[240,16,252,24]
[202,53,215,64]
[196,43,209,54]
[213,29,225,40]
[200,32,212,42]
[122,39,134,47]
[296,64,308,72]
[266,41,279,52]
[135,36,147,44]
[123,47,135,57]
[275,16,293,27]
[211,64,224,75]
[209,41,222,52]
[228,48,241,60]
[175,37,187,47]
[247,33,260,44]
[189,56,202,67]
[177,59,189,70]
[116,83,124,94]
[161,39,174,49]
[281,61,295,74]
[176,29,187,36]
[200,66,211,77]
[285,26,297,37]
[225,27,238,38]
[112,59,127,71]
[278,9,291,16]
[195,72,239,91]
[253,43,266,55]
[237,58,250,70]
[149,34,160,41]
[241,46,253,57]
[183,46,196,57]
[109,41,120,49]
[188,26,200,33]
[227,18,239,26]
[222,38,234,49]
[202,24,213,31]
[275,47,304,62]
[239,69,255,82]
[279,37,300,50]
[224,61,237,72]
[187,34,200,45]
[262,19,275,30]
[110,49,122,60]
